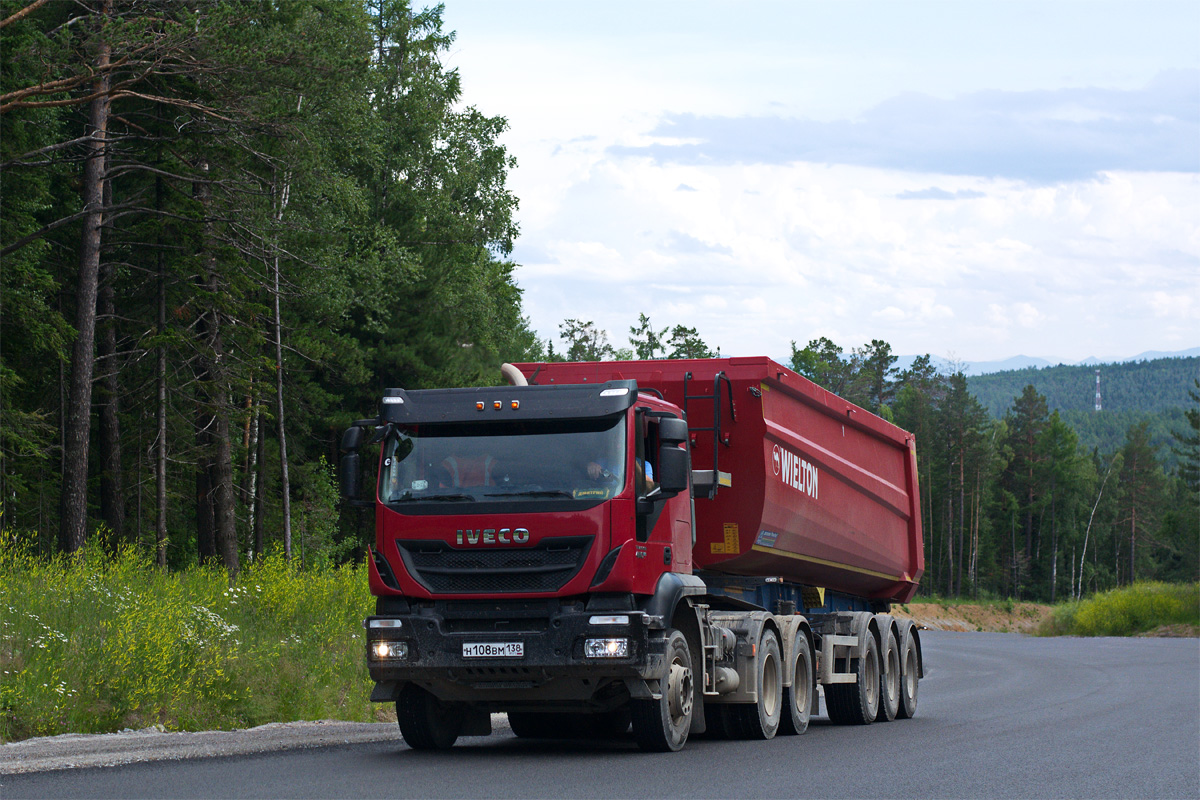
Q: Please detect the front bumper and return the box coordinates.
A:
[365,602,667,705]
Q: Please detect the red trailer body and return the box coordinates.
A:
[514,357,924,603]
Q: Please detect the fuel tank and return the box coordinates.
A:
[514,357,924,603]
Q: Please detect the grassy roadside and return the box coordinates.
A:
[1037,582,1200,637]
[894,583,1199,636]
[1,542,377,743]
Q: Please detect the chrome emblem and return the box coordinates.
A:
[455,527,530,545]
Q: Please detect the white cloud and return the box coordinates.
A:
[437,1,1200,363]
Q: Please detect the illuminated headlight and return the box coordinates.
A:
[370,640,409,660]
[589,615,629,626]
[584,638,629,658]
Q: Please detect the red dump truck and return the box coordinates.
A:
[340,357,925,751]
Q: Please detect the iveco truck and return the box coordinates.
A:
[340,357,925,751]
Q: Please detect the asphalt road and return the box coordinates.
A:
[3,631,1198,799]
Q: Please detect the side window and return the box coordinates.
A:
[638,417,660,496]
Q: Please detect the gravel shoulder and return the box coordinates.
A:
[0,721,401,775]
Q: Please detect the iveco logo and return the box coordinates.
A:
[455,528,530,545]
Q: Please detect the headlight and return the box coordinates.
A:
[370,640,409,660]
[584,638,629,658]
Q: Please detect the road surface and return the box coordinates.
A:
[3,631,1197,799]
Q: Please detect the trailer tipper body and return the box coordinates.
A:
[341,357,925,751]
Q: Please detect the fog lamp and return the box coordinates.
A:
[370,640,409,660]
[584,638,629,658]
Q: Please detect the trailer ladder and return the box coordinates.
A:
[683,370,736,499]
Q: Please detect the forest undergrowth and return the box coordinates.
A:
[1,541,376,743]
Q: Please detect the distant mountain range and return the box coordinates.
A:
[895,347,1200,377]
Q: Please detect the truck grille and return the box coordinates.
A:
[396,536,593,594]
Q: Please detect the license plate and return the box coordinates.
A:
[462,641,524,659]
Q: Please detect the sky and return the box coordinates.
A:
[437,0,1199,367]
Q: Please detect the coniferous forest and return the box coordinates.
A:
[2,1,1196,604]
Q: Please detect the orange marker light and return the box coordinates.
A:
[493,400,502,410]
[476,402,484,411]
[511,400,520,410]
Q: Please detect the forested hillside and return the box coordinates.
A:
[1,0,541,570]
[968,357,1197,468]
[968,358,1198,415]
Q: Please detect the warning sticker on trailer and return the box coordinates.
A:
[711,523,740,554]
[754,529,778,548]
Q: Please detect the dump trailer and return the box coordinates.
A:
[340,356,925,751]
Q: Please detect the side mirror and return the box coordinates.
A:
[340,426,365,501]
[340,452,361,500]
[659,417,689,445]
[657,444,689,494]
[341,425,365,452]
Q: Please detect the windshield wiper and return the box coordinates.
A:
[393,492,475,502]
[484,489,576,499]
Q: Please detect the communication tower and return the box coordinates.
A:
[1094,369,1102,412]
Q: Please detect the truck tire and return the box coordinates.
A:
[631,629,693,752]
[727,628,782,740]
[897,631,920,719]
[396,685,462,749]
[878,627,901,722]
[825,631,880,725]
[779,630,812,736]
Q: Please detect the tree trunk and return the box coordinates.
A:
[956,452,965,595]
[272,175,292,560]
[59,6,112,553]
[97,246,124,541]
[253,408,266,559]
[155,205,168,569]
[193,159,238,577]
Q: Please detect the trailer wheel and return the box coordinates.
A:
[728,628,782,739]
[631,629,693,752]
[825,631,880,725]
[878,627,900,722]
[897,632,920,719]
[396,685,462,749]
[779,630,812,736]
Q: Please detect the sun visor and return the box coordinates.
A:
[379,380,638,424]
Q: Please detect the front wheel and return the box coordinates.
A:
[779,630,813,736]
[396,685,463,750]
[631,629,693,752]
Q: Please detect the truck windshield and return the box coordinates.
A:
[378,416,627,507]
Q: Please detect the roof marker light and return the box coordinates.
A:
[493,400,502,410]
[511,400,520,410]
[476,402,485,411]
[599,388,629,397]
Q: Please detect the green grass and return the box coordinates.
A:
[1038,582,1200,637]
[0,541,377,743]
